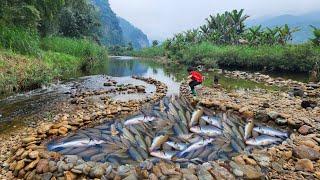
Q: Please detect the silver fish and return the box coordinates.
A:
[244,120,254,140]
[128,147,144,162]
[189,107,204,127]
[179,138,214,157]
[245,135,283,146]
[149,134,169,151]
[253,126,288,138]
[201,116,222,128]
[49,139,105,150]
[150,151,177,160]
[165,141,188,151]
[124,115,156,126]
[190,126,222,137]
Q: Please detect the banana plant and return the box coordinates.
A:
[310,25,320,46]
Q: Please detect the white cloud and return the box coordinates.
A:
[109,0,320,40]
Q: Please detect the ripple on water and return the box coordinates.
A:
[47,96,289,165]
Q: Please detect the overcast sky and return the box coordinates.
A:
[109,0,320,41]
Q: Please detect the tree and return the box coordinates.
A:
[152,40,159,47]
[127,42,133,51]
[310,26,320,46]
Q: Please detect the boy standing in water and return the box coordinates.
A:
[187,67,203,96]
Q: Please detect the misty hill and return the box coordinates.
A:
[90,0,149,48]
[90,0,124,46]
[247,11,320,43]
[118,17,149,49]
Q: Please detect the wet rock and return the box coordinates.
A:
[36,159,49,173]
[22,137,39,144]
[89,165,105,178]
[118,165,131,176]
[271,162,284,173]
[268,111,279,119]
[293,145,320,160]
[123,173,138,180]
[64,171,77,180]
[41,172,53,180]
[295,159,314,172]
[243,165,262,179]
[182,173,198,180]
[25,158,40,171]
[58,127,68,135]
[64,155,79,165]
[29,150,39,159]
[197,169,213,180]
[275,117,287,125]
[15,160,25,171]
[298,125,312,135]
[48,161,57,172]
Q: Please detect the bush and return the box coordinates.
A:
[177,42,320,72]
[0,26,40,55]
[130,46,165,58]
[40,36,108,60]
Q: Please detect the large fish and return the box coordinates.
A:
[201,116,222,129]
[245,135,283,146]
[49,139,105,150]
[253,126,288,138]
[128,147,144,162]
[244,119,254,140]
[149,134,169,151]
[189,107,204,127]
[124,115,156,126]
[190,126,222,137]
[165,141,188,151]
[150,151,177,160]
[178,138,214,157]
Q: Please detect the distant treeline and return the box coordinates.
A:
[133,9,320,73]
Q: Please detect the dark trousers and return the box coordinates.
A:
[189,80,201,91]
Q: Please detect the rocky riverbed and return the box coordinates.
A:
[1,71,320,180]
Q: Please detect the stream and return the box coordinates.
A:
[0,56,306,133]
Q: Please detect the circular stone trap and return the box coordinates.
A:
[47,96,289,166]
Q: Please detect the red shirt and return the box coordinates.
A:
[190,71,203,82]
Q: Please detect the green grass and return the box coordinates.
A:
[41,37,108,60]
[0,26,40,56]
[0,28,109,95]
[130,46,165,58]
[180,42,320,72]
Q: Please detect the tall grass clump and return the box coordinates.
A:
[178,42,320,72]
[0,26,40,55]
[131,46,165,58]
[41,37,108,60]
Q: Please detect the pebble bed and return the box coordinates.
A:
[0,70,319,180]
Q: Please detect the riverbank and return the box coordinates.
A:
[1,75,319,179]
[131,42,320,75]
[0,27,108,96]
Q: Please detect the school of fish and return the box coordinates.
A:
[47,95,288,165]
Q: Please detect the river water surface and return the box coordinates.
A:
[0,56,305,133]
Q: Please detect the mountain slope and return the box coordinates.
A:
[118,17,149,49]
[90,0,124,46]
[247,11,320,43]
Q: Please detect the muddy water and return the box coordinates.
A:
[47,96,288,165]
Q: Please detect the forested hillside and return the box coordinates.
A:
[118,17,149,49]
[90,0,124,45]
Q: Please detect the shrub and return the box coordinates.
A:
[0,26,40,55]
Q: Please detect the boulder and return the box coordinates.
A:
[293,145,320,160]
[295,159,314,172]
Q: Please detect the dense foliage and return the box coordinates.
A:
[135,10,320,73]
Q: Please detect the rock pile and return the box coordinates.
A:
[0,76,167,179]
[181,83,320,179]
[222,70,320,98]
